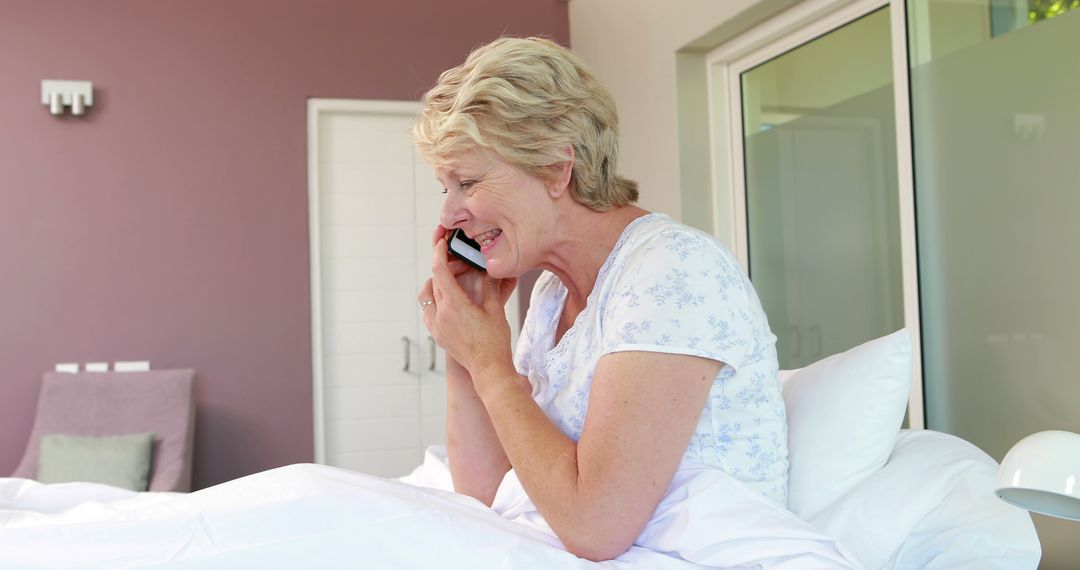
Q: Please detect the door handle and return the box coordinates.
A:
[402,336,411,372]
[809,325,822,357]
[788,325,802,358]
[428,336,437,371]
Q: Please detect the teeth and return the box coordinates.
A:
[475,228,501,246]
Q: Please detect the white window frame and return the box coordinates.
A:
[705,0,925,428]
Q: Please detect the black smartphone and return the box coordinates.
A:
[447,228,487,272]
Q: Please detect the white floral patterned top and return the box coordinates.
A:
[514,213,788,505]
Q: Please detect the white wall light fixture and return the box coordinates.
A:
[41,80,93,116]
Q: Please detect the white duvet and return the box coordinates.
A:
[0,431,1040,569]
[0,446,857,570]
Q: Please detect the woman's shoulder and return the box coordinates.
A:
[601,213,761,326]
[618,214,738,274]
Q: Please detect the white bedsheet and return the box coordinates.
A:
[0,477,142,515]
[0,448,860,569]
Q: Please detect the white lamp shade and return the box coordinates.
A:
[996,430,1080,521]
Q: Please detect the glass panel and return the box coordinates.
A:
[908,2,1080,566]
[742,7,904,371]
[992,0,1080,36]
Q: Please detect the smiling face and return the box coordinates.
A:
[434,147,557,279]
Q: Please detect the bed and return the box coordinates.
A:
[0,332,1042,569]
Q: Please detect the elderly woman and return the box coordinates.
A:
[414,37,787,562]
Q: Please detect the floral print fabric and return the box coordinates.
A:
[513,214,788,505]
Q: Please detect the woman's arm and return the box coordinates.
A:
[421,226,520,506]
[473,352,719,561]
[444,355,515,506]
[424,238,718,560]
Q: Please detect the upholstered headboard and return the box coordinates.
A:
[12,369,196,492]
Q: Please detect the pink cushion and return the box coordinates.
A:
[11,369,196,492]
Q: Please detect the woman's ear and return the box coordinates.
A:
[547,145,575,198]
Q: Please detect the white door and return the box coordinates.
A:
[309,99,518,477]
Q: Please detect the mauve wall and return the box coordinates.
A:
[0,0,568,489]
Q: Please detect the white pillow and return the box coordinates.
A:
[781,329,912,520]
[806,430,1041,569]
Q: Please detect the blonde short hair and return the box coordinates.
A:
[413,37,638,211]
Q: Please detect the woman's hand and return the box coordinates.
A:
[426,226,515,305]
[418,228,518,377]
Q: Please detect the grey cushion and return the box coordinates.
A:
[37,433,155,491]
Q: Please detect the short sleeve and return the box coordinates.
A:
[599,229,765,372]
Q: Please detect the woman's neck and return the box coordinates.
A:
[540,204,649,311]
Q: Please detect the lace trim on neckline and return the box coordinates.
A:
[543,213,662,363]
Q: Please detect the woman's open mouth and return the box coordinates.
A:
[473,228,502,252]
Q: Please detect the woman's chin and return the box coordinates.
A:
[484,259,514,280]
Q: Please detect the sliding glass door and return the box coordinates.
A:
[908,3,1080,567]
[740,7,905,371]
[717,1,1078,565]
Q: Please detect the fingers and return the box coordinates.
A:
[482,274,503,311]
[500,277,519,303]
[421,305,438,341]
[447,259,472,276]
[417,278,434,304]
[431,238,466,303]
[433,226,465,279]
[480,275,520,313]
[431,225,449,246]
[418,279,437,337]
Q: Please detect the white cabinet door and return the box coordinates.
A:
[312,102,427,477]
[310,100,519,477]
[413,147,448,453]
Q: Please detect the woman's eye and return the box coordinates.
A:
[440,180,478,196]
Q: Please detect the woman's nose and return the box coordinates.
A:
[440,192,469,230]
